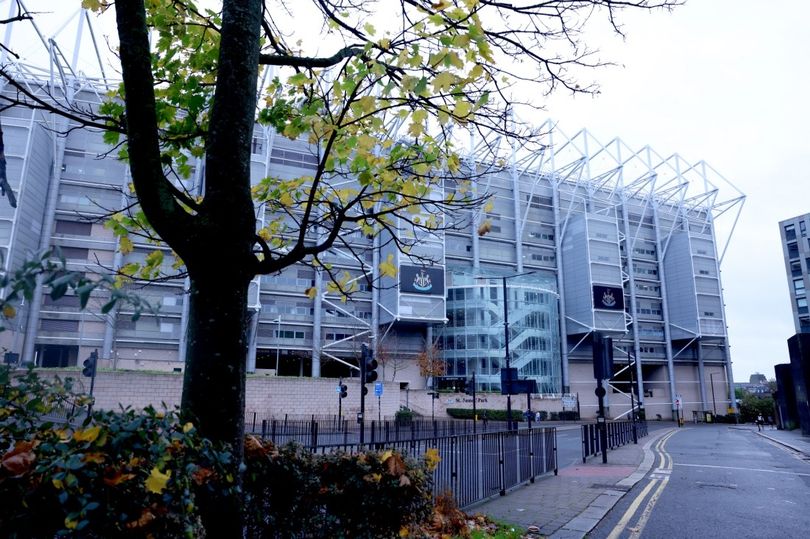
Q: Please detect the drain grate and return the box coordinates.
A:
[590,483,631,491]
[696,481,737,490]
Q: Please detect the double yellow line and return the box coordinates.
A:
[606,429,679,539]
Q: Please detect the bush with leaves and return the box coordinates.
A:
[445,408,524,422]
[242,436,436,538]
[1,368,440,538]
[0,367,236,538]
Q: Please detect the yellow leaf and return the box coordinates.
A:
[183,422,194,434]
[381,450,393,462]
[145,467,171,494]
[432,71,455,93]
[425,447,441,471]
[119,236,134,255]
[52,478,63,489]
[2,304,15,319]
[379,254,397,278]
[305,286,318,299]
[399,525,410,537]
[73,426,101,444]
[453,100,471,119]
[65,516,78,530]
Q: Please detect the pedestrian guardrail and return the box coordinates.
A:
[248,416,516,446]
[582,419,648,463]
[300,427,557,509]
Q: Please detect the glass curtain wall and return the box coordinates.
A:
[437,271,561,393]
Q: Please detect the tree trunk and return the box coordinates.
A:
[181,271,250,536]
[182,273,249,448]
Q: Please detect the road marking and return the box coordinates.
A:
[606,429,680,538]
[675,463,810,477]
[629,475,669,538]
[606,478,659,539]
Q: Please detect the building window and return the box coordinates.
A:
[788,242,799,259]
[785,224,797,241]
[798,297,808,315]
[792,260,803,277]
[801,221,807,237]
[794,278,806,294]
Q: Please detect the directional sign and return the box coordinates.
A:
[561,396,577,409]
[374,381,383,397]
[674,394,683,409]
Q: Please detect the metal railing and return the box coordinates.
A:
[581,420,648,462]
[298,427,557,509]
[248,416,515,446]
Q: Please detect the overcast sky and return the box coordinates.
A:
[538,0,810,382]
[7,1,808,382]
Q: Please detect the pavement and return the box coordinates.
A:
[474,423,810,538]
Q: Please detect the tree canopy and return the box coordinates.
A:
[2,0,676,452]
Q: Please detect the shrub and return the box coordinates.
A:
[395,406,416,423]
[445,408,524,422]
[1,367,437,538]
[549,412,559,421]
[0,367,235,538]
[558,411,579,421]
[242,439,435,538]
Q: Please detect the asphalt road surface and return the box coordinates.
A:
[589,425,810,539]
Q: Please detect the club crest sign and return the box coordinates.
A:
[592,285,625,311]
[399,265,445,295]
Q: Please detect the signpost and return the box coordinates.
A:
[675,393,683,427]
[375,382,383,423]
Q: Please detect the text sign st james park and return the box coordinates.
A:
[592,285,625,311]
[399,265,445,296]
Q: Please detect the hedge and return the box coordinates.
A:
[445,408,524,421]
[0,367,435,538]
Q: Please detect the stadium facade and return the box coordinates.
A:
[0,7,745,419]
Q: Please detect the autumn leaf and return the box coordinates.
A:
[82,452,106,464]
[192,467,215,486]
[2,441,36,477]
[385,453,407,476]
[126,509,157,530]
[103,470,136,486]
[2,304,15,318]
[145,467,171,494]
[425,447,441,471]
[73,426,101,444]
[182,422,194,434]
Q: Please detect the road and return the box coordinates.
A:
[589,425,810,538]
[555,421,671,471]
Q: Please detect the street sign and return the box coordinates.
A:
[335,385,341,393]
[561,396,577,409]
[674,394,683,409]
[374,381,383,397]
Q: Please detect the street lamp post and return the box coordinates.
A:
[502,276,513,430]
[710,372,717,416]
[274,316,282,374]
[502,271,535,431]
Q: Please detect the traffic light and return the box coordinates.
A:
[464,379,475,395]
[340,383,348,399]
[82,350,98,378]
[360,343,378,384]
[592,333,614,380]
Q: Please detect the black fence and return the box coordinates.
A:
[248,416,516,446]
[581,420,648,462]
[301,427,557,509]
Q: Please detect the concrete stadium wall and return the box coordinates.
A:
[35,369,576,421]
